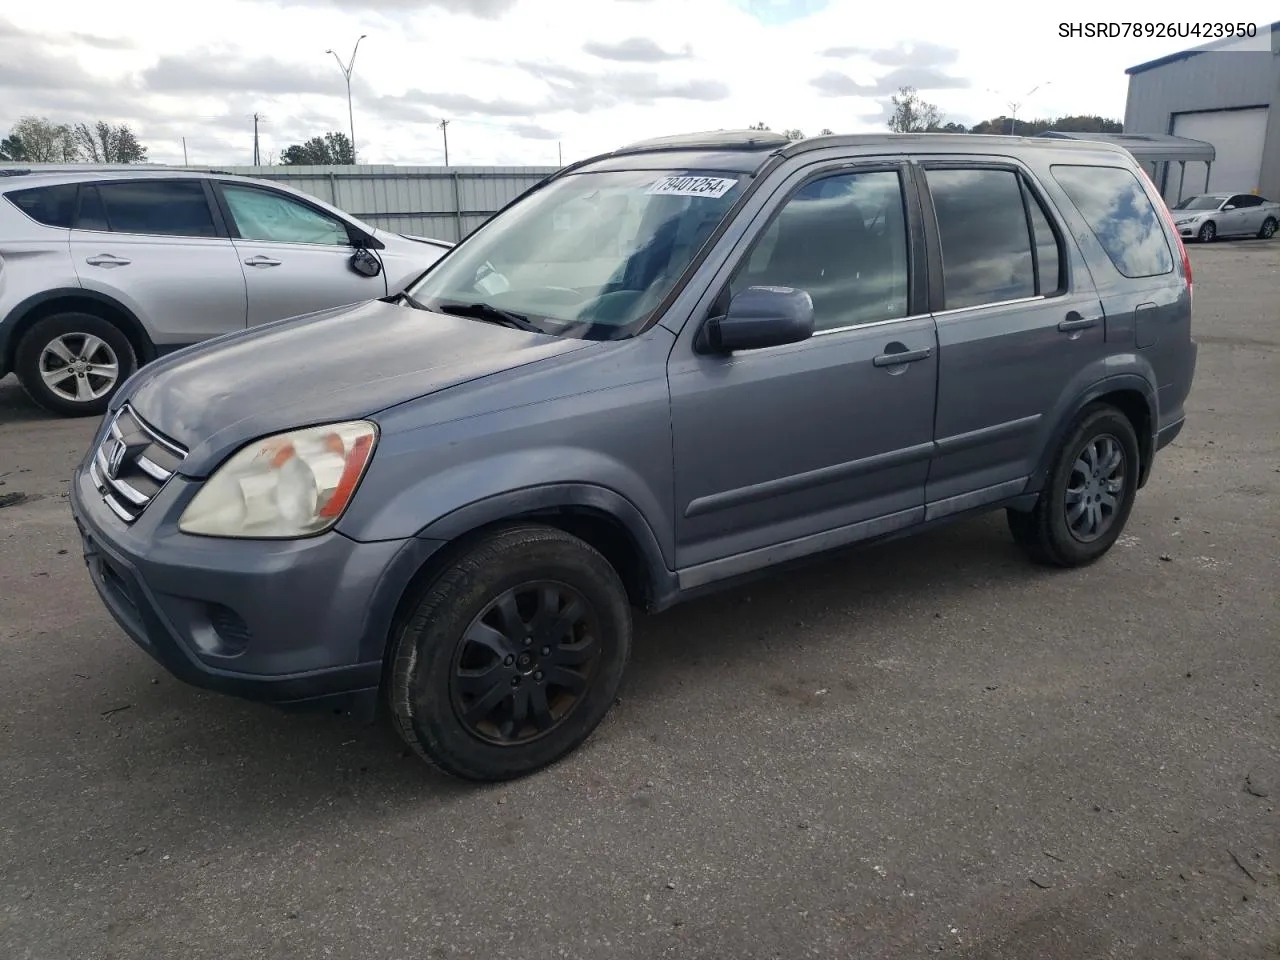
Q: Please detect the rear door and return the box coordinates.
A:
[916,160,1108,510]
[1229,194,1265,234]
[213,181,387,325]
[69,178,248,346]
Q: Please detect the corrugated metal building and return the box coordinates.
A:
[1124,22,1280,202]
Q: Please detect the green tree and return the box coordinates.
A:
[280,132,356,165]
[970,114,1122,135]
[887,86,943,133]
[782,128,804,140]
[819,127,834,136]
[72,121,148,163]
[0,116,78,162]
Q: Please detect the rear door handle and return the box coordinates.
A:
[85,254,130,267]
[243,255,282,268]
[1058,313,1100,332]
[873,345,932,367]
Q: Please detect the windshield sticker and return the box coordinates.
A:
[645,176,738,199]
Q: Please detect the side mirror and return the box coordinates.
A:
[349,248,382,278]
[1223,204,1236,210]
[698,285,815,353]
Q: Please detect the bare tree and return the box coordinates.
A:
[0,116,78,162]
[72,121,148,163]
[887,86,943,133]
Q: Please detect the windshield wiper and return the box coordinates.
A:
[387,289,431,311]
[436,301,544,334]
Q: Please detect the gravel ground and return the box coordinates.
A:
[1,241,1277,959]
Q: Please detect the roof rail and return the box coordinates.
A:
[614,129,791,155]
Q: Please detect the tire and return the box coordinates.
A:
[1197,220,1216,243]
[1258,217,1277,240]
[14,312,137,417]
[388,523,632,782]
[1007,404,1140,568]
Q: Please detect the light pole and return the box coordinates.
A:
[988,82,1050,135]
[325,34,366,162]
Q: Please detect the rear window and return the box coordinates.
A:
[1050,164,1173,279]
[92,180,218,238]
[5,183,76,228]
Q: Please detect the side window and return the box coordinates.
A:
[729,170,909,331]
[221,185,350,246]
[93,180,218,238]
[1050,164,1174,279]
[1234,195,1262,208]
[5,183,77,228]
[75,185,110,232]
[1024,185,1064,296]
[924,168,1037,310]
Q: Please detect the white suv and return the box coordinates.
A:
[0,168,452,416]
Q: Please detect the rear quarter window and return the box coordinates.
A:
[4,183,77,228]
[1050,164,1173,279]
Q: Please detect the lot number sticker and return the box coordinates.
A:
[645,176,738,199]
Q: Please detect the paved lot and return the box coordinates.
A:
[1,242,1278,960]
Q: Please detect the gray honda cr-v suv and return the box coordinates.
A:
[70,130,1197,781]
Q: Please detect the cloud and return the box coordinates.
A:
[821,41,959,67]
[69,31,133,49]
[509,121,561,140]
[583,38,693,62]
[810,65,968,97]
[141,54,346,97]
[377,89,535,120]
[515,61,730,112]
[268,0,518,16]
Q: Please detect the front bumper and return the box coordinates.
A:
[70,461,444,714]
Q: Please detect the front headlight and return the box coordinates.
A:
[179,421,378,538]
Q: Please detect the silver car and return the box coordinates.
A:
[0,169,451,416]
[1170,191,1280,243]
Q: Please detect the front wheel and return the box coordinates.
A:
[388,524,632,781]
[1007,404,1140,568]
[1197,220,1217,243]
[14,312,137,417]
[1258,217,1277,240]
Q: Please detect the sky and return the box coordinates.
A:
[1,0,1277,168]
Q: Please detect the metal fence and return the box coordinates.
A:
[200,164,561,243]
[0,162,562,243]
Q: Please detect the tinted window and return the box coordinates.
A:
[1050,165,1173,279]
[731,170,909,331]
[94,180,217,237]
[1025,187,1063,296]
[221,184,349,245]
[925,168,1035,310]
[5,183,76,228]
[1231,195,1262,208]
[75,185,110,231]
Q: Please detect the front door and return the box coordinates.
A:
[215,182,387,325]
[667,163,937,574]
[916,162,1109,509]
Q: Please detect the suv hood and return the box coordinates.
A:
[123,298,590,476]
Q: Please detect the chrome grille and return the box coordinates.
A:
[88,405,187,523]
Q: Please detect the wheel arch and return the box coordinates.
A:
[1,288,155,375]
[1029,375,1157,494]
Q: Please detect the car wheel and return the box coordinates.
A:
[1007,404,1140,568]
[14,312,137,418]
[1197,221,1216,243]
[388,523,632,782]
[1258,217,1277,240]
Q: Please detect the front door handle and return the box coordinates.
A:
[243,255,282,268]
[1058,313,1100,332]
[873,345,932,368]
[85,254,131,268]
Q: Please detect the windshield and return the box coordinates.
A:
[405,168,746,339]
[1173,195,1226,211]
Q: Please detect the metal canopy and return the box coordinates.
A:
[1035,131,1216,164]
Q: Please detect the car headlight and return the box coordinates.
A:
[179,421,378,538]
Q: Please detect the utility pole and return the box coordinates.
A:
[182,137,189,165]
[558,141,563,166]
[325,35,366,163]
[252,113,262,165]
[439,119,450,167]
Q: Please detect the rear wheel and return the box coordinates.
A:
[14,312,137,417]
[388,524,632,782]
[1258,217,1277,240]
[1007,404,1140,568]
[1197,220,1217,243]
